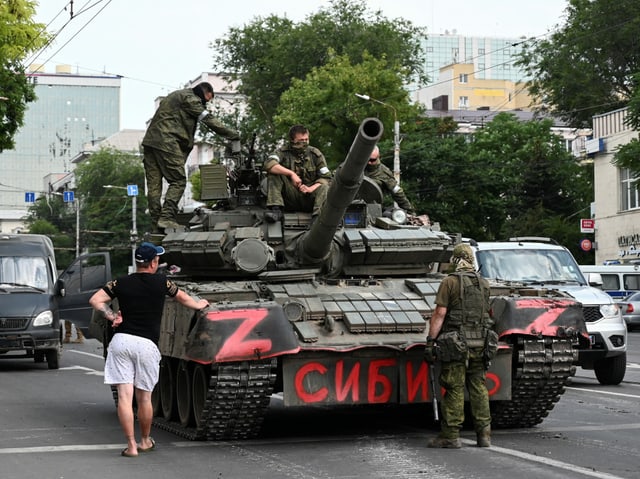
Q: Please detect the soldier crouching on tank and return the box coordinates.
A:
[263,125,332,223]
[424,244,499,448]
[365,145,414,214]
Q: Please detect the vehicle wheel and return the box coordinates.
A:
[34,351,45,363]
[46,348,60,370]
[594,353,626,385]
[159,358,177,420]
[176,360,193,427]
[192,364,210,428]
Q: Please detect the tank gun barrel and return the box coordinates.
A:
[299,117,383,263]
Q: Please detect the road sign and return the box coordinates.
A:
[580,238,593,252]
[580,218,595,233]
[127,184,138,196]
[63,191,74,202]
[25,192,35,203]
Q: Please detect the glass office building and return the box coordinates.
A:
[0,67,120,230]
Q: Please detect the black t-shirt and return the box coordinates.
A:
[102,272,179,344]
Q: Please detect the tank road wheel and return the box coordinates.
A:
[159,357,177,420]
[192,364,211,428]
[176,360,194,427]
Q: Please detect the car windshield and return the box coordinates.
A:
[0,256,49,290]
[476,248,586,284]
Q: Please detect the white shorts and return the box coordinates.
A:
[104,333,161,392]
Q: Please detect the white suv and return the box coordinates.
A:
[472,237,627,385]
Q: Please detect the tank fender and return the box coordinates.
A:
[491,296,589,340]
[184,303,300,364]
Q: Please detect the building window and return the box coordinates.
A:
[478,48,485,54]
[426,47,433,52]
[620,168,640,211]
[459,96,469,109]
[459,73,468,83]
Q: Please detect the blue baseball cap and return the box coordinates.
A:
[135,242,165,263]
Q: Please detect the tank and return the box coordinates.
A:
[110,118,591,440]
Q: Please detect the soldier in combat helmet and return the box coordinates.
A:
[424,243,498,448]
[365,145,414,213]
[263,125,332,223]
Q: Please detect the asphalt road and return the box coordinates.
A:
[1,334,639,479]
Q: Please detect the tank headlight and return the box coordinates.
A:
[33,310,54,327]
[391,208,407,224]
[600,303,619,318]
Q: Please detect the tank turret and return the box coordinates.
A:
[161,117,453,279]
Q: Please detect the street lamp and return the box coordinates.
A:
[103,184,138,271]
[355,93,401,184]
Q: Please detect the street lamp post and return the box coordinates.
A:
[103,184,138,271]
[355,93,401,185]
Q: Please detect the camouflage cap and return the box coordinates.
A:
[452,244,474,263]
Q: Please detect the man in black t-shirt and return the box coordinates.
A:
[89,241,208,457]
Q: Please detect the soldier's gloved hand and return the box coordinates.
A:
[424,336,438,363]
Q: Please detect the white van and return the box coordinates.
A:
[580,265,640,301]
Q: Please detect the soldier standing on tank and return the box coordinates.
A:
[263,125,332,223]
[424,243,497,448]
[365,145,414,213]
[142,82,240,232]
[89,241,209,457]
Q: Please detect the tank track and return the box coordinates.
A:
[152,358,277,441]
[491,337,577,428]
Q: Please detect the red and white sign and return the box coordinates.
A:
[580,239,593,252]
[580,219,595,233]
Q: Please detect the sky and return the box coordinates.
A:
[32,0,569,130]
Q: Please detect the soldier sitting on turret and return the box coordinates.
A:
[365,145,414,214]
[263,125,332,223]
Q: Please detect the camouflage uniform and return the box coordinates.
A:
[365,161,414,212]
[264,144,332,216]
[430,244,493,446]
[142,88,239,227]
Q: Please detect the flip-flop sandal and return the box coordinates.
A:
[138,438,156,452]
[121,448,138,457]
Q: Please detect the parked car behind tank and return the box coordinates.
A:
[618,292,640,331]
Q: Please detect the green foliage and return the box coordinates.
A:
[211,0,426,142]
[0,0,51,151]
[398,114,593,258]
[517,0,640,127]
[274,52,422,166]
[25,148,148,276]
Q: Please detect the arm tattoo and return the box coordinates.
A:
[99,304,115,321]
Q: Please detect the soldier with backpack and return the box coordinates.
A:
[424,243,498,448]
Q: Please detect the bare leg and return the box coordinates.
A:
[135,388,154,450]
[116,383,138,455]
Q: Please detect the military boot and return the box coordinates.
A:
[264,206,283,223]
[427,436,462,449]
[476,426,491,447]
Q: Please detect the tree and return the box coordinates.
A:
[74,148,150,276]
[26,148,149,276]
[396,113,592,258]
[0,0,51,151]
[517,0,640,128]
[274,52,423,165]
[211,0,426,141]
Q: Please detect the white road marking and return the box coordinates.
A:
[566,386,640,399]
[461,438,627,479]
